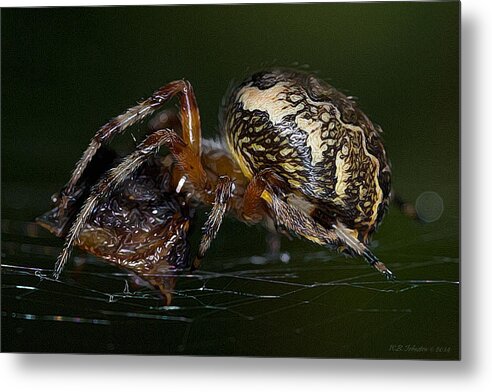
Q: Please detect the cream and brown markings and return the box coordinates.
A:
[223,69,391,239]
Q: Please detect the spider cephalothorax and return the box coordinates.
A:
[38,68,395,304]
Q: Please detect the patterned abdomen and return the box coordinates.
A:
[223,69,391,238]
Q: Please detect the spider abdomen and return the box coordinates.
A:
[223,69,391,237]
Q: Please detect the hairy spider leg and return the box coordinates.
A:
[54,129,190,279]
[193,176,235,270]
[59,80,203,212]
[241,171,394,279]
[330,222,395,279]
[269,191,394,279]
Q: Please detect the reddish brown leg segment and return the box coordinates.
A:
[241,169,287,223]
[241,175,269,224]
[60,80,203,211]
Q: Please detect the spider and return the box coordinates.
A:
[38,68,406,304]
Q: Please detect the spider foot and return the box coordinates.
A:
[374,261,397,280]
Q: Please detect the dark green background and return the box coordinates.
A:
[1,2,459,358]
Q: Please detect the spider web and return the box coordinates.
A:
[1,214,459,358]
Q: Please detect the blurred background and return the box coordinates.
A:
[1,2,459,358]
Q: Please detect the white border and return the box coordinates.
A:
[0,0,461,6]
[2,0,492,390]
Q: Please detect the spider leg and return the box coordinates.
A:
[330,222,395,279]
[241,173,269,224]
[267,191,395,279]
[60,80,203,211]
[241,171,394,279]
[192,175,235,270]
[53,128,193,279]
